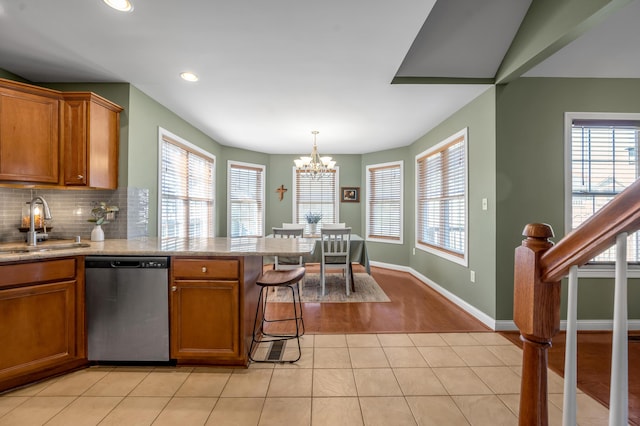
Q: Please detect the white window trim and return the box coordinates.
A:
[157,126,216,238]
[564,112,640,278]
[227,160,266,237]
[291,166,340,225]
[366,160,403,244]
[415,128,468,267]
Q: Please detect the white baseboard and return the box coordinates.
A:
[368,261,640,332]
[369,260,412,273]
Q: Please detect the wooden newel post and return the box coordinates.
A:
[513,223,561,426]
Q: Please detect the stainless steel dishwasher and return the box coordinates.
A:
[85,256,170,362]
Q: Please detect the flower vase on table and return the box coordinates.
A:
[304,212,322,236]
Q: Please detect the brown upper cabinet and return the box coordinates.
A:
[0,78,123,189]
[62,92,123,189]
[0,79,61,184]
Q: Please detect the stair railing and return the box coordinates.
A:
[513,178,640,425]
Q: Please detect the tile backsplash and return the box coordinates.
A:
[0,187,149,243]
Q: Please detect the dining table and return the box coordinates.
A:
[265,233,370,274]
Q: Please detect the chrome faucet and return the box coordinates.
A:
[27,196,52,246]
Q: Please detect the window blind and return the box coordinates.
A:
[571,120,640,262]
[160,135,214,238]
[295,169,337,234]
[417,135,466,258]
[228,162,264,237]
[367,162,402,241]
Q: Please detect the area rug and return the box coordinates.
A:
[269,273,390,303]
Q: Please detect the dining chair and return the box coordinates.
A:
[321,223,346,229]
[272,227,304,271]
[282,223,304,229]
[320,227,352,296]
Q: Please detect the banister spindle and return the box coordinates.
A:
[562,265,579,426]
[610,232,629,426]
[514,223,561,426]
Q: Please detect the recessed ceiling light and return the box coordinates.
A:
[103,0,133,12]
[180,72,199,82]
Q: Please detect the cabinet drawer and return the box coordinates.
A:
[0,258,77,288]
[172,258,239,280]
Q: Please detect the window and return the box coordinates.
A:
[416,128,467,266]
[366,161,403,243]
[566,113,640,264]
[293,168,338,234]
[158,128,215,238]
[227,161,265,237]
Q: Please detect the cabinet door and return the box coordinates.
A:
[62,99,88,185]
[62,94,121,189]
[0,86,59,183]
[87,99,119,189]
[0,280,78,380]
[170,279,240,360]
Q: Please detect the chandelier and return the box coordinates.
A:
[294,131,336,180]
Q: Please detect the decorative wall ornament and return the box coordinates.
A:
[276,184,288,201]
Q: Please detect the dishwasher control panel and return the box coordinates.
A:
[85,256,169,269]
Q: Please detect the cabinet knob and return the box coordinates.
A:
[77,175,84,179]
[171,286,177,292]
[201,266,207,273]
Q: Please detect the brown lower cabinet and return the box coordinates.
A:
[170,256,262,366]
[0,254,263,392]
[0,257,87,393]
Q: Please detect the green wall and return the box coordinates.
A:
[408,87,497,318]
[9,67,640,323]
[127,86,224,236]
[361,147,412,267]
[495,77,640,320]
[0,69,29,82]
[219,147,270,237]
[265,154,363,234]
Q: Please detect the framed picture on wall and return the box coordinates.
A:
[341,187,360,202]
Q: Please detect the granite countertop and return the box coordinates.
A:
[0,237,317,262]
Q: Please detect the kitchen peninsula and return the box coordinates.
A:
[0,237,315,393]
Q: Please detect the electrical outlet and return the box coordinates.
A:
[470,270,476,283]
[412,248,416,255]
[482,198,488,211]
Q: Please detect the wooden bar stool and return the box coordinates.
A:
[249,267,305,363]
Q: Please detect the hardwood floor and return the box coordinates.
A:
[265,264,639,424]
[265,264,489,334]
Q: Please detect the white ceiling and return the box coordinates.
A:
[0,0,638,155]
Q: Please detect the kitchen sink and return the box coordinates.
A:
[0,241,91,255]
[0,249,31,254]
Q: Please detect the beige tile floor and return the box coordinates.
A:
[0,332,609,426]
